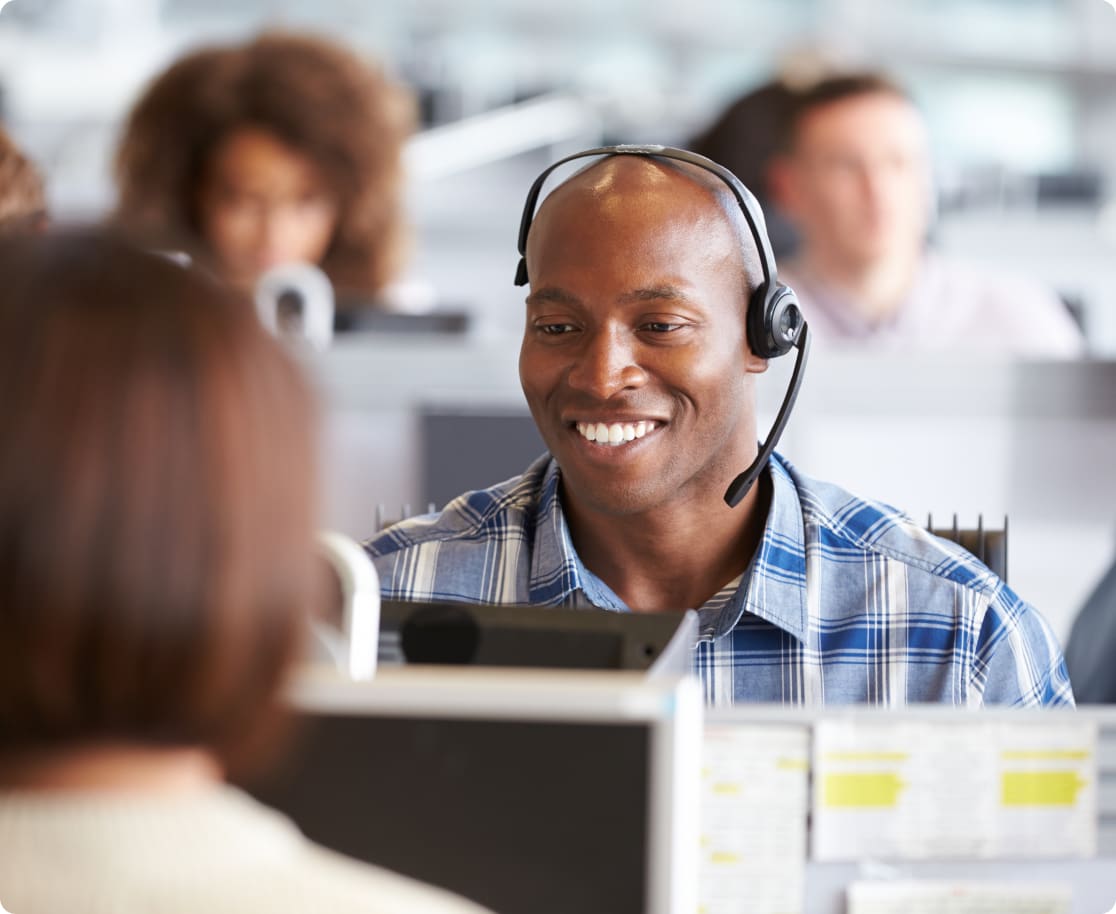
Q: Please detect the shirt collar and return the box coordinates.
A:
[527,460,591,605]
[526,456,809,640]
[727,455,809,641]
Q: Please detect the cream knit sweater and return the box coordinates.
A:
[0,784,492,914]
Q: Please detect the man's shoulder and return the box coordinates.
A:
[365,457,551,558]
[777,457,1073,706]
[779,457,1003,595]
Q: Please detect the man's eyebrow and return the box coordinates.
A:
[620,285,691,304]
[527,285,694,308]
[526,287,580,307]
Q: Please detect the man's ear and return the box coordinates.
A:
[745,348,769,375]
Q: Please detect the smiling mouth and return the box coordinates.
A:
[574,420,659,447]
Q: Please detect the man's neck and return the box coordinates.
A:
[800,247,921,326]
[565,474,771,613]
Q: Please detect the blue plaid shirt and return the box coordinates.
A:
[366,454,1073,707]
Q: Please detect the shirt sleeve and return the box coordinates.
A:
[970,586,1076,707]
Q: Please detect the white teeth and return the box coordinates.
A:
[575,420,657,446]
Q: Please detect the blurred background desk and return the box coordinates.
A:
[311,335,1116,646]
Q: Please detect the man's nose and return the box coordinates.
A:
[565,327,647,399]
[860,158,906,205]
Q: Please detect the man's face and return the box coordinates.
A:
[774,91,931,270]
[518,159,766,519]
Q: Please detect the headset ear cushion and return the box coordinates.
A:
[748,283,802,359]
[770,285,803,356]
[747,282,776,359]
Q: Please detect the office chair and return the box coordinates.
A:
[308,531,380,680]
[927,514,1008,584]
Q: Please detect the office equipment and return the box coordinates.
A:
[335,309,471,334]
[926,514,1008,584]
[255,261,335,351]
[377,599,698,677]
[421,406,546,510]
[246,667,702,914]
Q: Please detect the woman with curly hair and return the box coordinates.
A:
[113,32,414,311]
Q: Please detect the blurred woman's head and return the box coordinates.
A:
[113,32,414,298]
[0,228,317,772]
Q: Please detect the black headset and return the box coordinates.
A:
[514,144,810,508]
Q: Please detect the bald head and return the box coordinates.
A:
[525,154,765,303]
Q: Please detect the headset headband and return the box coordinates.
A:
[515,144,778,290]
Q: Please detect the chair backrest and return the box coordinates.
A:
[307,532,380,680]
[927,513,1008,584]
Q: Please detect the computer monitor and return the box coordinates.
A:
[245,667,702,914]
[377,599,699,676]
[420,407,544,510]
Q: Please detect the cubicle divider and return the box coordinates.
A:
[702,703,1116,914]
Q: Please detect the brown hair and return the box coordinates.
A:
[0,228,317,770]
[0,126,47,235]
[780,71,913,152]
[113,31,414,302]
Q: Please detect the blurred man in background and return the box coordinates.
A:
[767,72,1085,355]
[0,126,47,235]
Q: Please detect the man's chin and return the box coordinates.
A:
[559,473,675,520]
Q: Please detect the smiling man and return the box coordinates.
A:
[366,148,1072,707]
